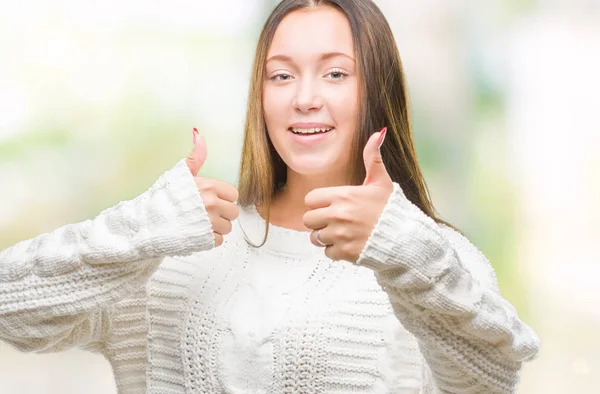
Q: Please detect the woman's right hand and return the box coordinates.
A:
[185,128,239,247]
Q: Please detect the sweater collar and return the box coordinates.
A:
[236,204,324,258]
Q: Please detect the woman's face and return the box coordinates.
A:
[263,6,358,181]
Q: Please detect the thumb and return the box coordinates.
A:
[363,127,390,186]
[186,127,207,176]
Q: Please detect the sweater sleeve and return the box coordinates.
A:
[356,182,540,394]
[0,159,215,353]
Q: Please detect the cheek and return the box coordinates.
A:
[262,87,290,152]
[263,86,289,127]
[262,89,275,126]
[329,83,359,128]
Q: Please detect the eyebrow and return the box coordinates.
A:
[266,52,355,63]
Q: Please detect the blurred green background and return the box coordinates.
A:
[1,0,599,392]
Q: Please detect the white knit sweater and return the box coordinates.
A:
[0,159,540,394]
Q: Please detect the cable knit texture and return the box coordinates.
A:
[0,160,540,394]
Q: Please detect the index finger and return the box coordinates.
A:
[215,180,239,203]
[305,186,350,209]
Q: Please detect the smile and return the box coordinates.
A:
[287,126,334,146]
[289,127,334,135]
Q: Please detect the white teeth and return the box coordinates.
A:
[291,127,333,134]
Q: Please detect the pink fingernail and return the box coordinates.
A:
[192,127,198,144]
[378,127,387,149]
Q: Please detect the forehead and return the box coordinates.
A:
[268,6,354,58]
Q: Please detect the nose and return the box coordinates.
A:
[293,78,323,113]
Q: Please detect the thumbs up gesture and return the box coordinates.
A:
[186,128,239,247]
[303,127,394,263]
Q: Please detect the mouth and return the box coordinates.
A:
[288,126,335,135]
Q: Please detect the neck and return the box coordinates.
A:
[265,168,349,231]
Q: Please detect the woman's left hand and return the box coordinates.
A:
[303,128,395,263]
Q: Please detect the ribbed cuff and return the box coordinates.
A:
[356,182,452,281]
[141,158,215,255]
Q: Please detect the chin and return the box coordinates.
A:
[285,157,340,178]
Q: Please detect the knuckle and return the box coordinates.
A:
[335,206,352,222]
[200,178,215,192]
[304,195,312,207]
[334,227,348,240]
[337,189,352,201]
[203,194,217,209]
[341,243,354,256]
[302,214,310,228]
[223,220,233,235]
[209,213,220,229]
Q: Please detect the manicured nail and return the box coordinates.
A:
[192,127,198,144]
[377,127,387,149]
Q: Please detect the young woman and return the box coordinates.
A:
[0,0,539,393]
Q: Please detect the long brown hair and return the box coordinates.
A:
[237,0,453,247]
